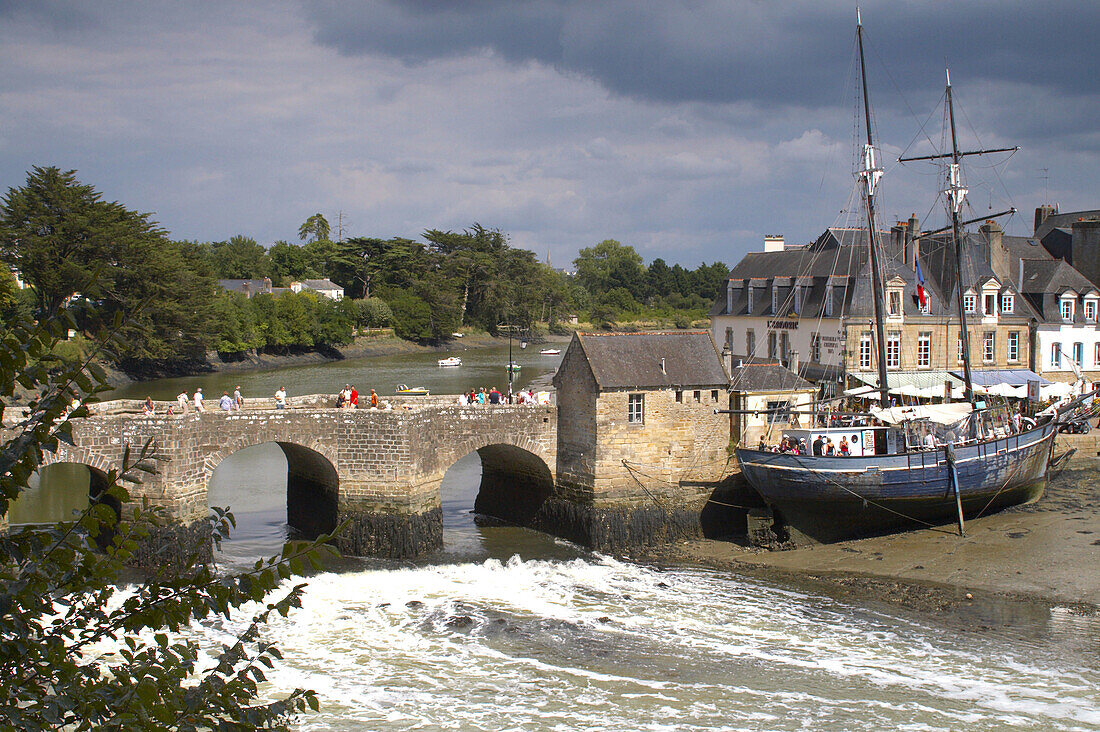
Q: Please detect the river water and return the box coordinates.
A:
[17,349,1100,730]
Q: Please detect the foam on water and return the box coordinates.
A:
[176,553,1100,731]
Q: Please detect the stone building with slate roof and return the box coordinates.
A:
[724,355,817,446]
[710,225,1036,391]
[549,331,733,546]
[983,210,1100,382]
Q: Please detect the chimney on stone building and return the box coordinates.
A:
[981,220,1008,283]
[1034,204,1058,234]
[906,214,919,268]
[764,234,785,252]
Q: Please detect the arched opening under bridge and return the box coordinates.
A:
[208,442,339,561]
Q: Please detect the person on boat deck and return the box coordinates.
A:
[825,438,835,456]
[838,436,850,456]
[812,435,824,456]
[923,431,937,449]
[757,435,767,451]
[799,438,808,454]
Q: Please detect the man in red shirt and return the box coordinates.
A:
[349,386,359,408]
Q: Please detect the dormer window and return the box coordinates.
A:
[1001,293,1014,314]
[1085,299,1097,322]
[983,293,996,316]
[793,286,801,314]
[963,293,976,313]
[1061,297,1075,322]
[771,286,778,314]
[887,290,902,317]
[824,285,834,316]
[746,287,754,314]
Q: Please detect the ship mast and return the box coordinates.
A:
[900,72,1018,406]
[856,12,891,409]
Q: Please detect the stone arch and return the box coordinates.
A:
[441,438,555,527]
[204,438,339,540]
[12,458,119,528]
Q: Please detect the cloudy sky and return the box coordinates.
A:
[1,1,1095,269]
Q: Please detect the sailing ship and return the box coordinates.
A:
[734,15,1067,544]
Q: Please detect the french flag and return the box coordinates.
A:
[915,261,927,307]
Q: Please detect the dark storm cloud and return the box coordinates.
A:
[303,0,1100,111]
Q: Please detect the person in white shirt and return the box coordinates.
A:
[193,388,205,413]
[176,391,189,413]
[275,387,287,409]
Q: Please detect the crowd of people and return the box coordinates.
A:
[456,387,542,405]
[144,381,547,416]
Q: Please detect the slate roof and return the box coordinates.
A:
[729,357,814,393]
[563,331,729,390]
[1034,209,1100,239]
[1020,259,1100,321]
[301,278,343,292]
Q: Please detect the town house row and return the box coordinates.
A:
[710,207,1100,387]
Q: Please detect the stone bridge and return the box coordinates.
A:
[35,395,557,557]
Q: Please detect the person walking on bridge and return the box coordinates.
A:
[233,385,244,411]
[176,391,189,414]
[193,388,205,413]
[275,386,287,409]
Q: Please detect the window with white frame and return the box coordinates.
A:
[780,332,790,361]
[1095,342,1100,366]
[859,332,873,370]
[1061,297,1075,321]
[1052,342,1062,368]
[725,327,733,347]
[958,333,965,363]
[919,295,930,314]
[771,286,779,314]
[793,286,802,314]
[983,332,995,362]
[984,293,996,316]
[917,332,931,368]
[627,393,644,424]
[1008,330,1019,362]
[1001,293,1014,313]
[824,285,834,316]
[1074,342,1084,367]
[887,290,902,316]
[964,293,976,313]
[768,332,777,359]
[1086,299,1097,322]
[811,332,821,362]
[746,329,755,355]
[886,332,901,368]
[746,287,754,314]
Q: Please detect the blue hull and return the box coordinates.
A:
[736,423,1056,543]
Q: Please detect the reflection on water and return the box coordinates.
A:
[9,464,92,525]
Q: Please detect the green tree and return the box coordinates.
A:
[573,239,646,301]
[267,241,310,285]
[356,297,393,328]
[203,235,268,279]
[0,307,333,729]
[211,292,264,353]
[298,213,330,244]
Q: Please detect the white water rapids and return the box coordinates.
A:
[192,445,1100,731]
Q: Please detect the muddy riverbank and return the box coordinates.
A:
[639,456,1100,618]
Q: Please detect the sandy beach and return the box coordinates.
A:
[643,452,1100,617]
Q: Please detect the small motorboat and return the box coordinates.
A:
[396,384,430,396]
[539,348,561,356]
[506,362,521,372]
[437,356,462,367]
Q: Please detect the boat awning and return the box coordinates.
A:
[847,370,963,398]
[950,368,1050,387]
[870,402,973,426]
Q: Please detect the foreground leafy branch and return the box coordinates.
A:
[0,308,337,730]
